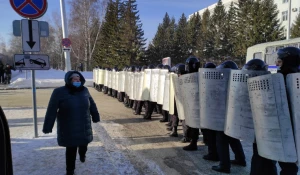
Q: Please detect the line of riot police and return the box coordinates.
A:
[92,46,300,174]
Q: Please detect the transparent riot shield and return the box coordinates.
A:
[180,72,200,128]
[199,68,231,131]
[163,74,170,111]
[225,70,270,142]
[169,73,175,115]
[248,73,297,162]
[172,74,185,120]
[286,73,300,164]
[157,70,168,105]
[142,69,152,101]
[150,69,160,102]
[136,72,144,101]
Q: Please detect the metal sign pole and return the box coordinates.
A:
[60,0,71,71]
[31,69,38,138]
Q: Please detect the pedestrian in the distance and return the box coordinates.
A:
[42,71,100,175]
[0,61,4,84]
[4,64,12,84]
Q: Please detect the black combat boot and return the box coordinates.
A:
[169,127,178,137]
[183,139,197,151]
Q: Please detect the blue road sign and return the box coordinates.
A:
[10,0,48,19]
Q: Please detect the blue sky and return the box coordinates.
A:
[0,0,218,46]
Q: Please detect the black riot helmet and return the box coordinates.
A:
[217,60,239,70]
[242,59,268,71]
[156,64,164,69]
[204,62,216,68]
[113,67,118,72]
[277,47,300,76]
[129,66,136,72]
[141,65,148,71]
[170,66,176,73]
[148,64,155,69]
[175,63,186,75]
[163,65,171,71]
[136,66,142,72]
[185,56,200,73]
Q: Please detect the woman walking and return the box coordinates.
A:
[43,71,100,175]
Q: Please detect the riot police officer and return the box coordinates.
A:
[201,62,219,161]
[125,66,136,108]
[160,65,171,122]
[250,47,300,175]
[112,67,118,98]
[182,57,201,150]
[241,59,278,175]
[168,63,186,137]
[143,64,158,120]
[134,65,149,115]
[103,68,111,94]
[212,60,246,174]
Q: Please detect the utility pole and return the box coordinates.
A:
[60,0,71,71]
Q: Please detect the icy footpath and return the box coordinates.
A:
[3,108,140,175]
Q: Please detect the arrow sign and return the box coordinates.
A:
[27,20,36,49]
[21,19,40,52]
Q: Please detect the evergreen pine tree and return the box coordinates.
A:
[118,0,146,66]
[225,2,237,60]
[200,9,214,60]
[291,14,300,38]
[94,0,120,67]
[210,0,228,60]
[187,12,202,58]
[150,13,176,63]
[174,13,189,63]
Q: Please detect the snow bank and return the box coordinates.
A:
[8,69,93,89]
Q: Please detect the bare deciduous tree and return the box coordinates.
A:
[68,0,108,71]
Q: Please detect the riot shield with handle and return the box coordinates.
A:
[111,71,116,90]
[286,73,300,165]
[99,69,104,85]
[107,71,112,89]
[172,74,185,120]
[94,68,98,85]
[199,68,231,131]
[136,72,144,101]
[119,71,125,92]
[169,73,175,115]
[180,72,200,128]
[142,69,152,101]
[104,70,108,87]
[224,70,270,142]
[115,72,119,92]
[162,73,170,111]
[157,70,168,105]
[129,72,135,100]
[133,72,139,100]
[150,69,160,102]
[248,73,297,162]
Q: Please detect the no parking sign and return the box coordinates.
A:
[10,0,48,19]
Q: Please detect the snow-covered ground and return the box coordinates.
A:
[4,108,143,175]
[7,69,93,89]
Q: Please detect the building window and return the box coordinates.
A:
[282,11,288,21]
[283,0,288,3]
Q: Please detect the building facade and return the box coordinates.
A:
[189,0,300,37]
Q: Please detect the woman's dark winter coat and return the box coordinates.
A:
[43,71,100,147]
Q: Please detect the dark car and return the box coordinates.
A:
[15,58,25,67]
[29,58,46,68]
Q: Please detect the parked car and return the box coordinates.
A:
[29,58,46,68]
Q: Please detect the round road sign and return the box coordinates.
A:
[62,38,71,47]
[10,0,48,19]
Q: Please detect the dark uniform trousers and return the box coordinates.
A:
[119,92,125,102]
[135,101,144,114]
[216,131,245,169]
[103,86,108,94]
[156,104,163,114]
[108,88,112,96]
[202,129,218,158]
[181,120,189,138]
[66,145,88,171]
[250,142,298,175]
[144,101,156,118]
[161,110,169,121]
